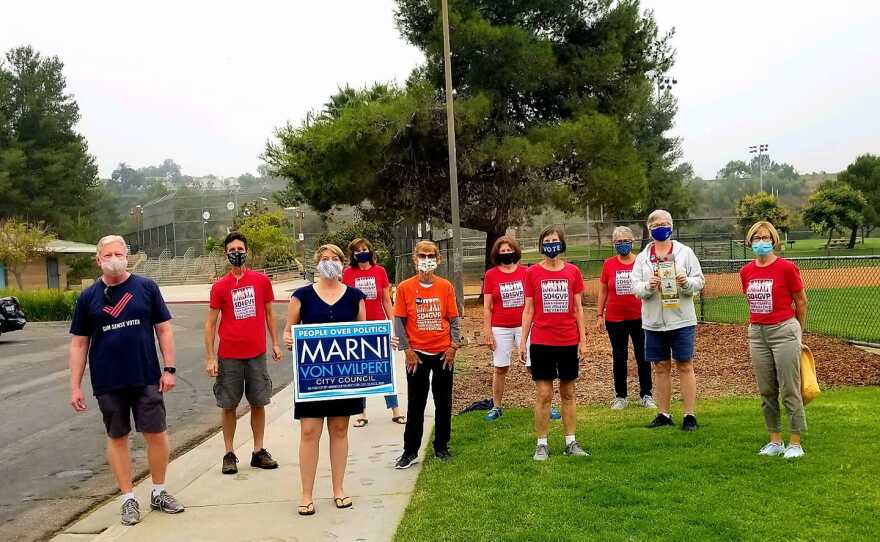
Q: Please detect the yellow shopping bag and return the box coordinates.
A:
[800,344,820,405]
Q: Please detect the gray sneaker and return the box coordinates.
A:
[533,443,549,461]
[758,442,785,456]
[610,397,628,410]
[150,490,185,514]
[639,395,658,409]
[120,498,140,526]
[564,441,590,457]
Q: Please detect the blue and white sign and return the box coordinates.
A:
[292,320,396,402]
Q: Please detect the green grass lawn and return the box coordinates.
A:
[394,388,880,542]
[784,237,880,257]
[702,286,880,342]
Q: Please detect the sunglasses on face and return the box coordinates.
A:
[416,253,437,260]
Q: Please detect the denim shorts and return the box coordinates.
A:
[644,326,696,363]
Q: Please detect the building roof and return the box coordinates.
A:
[45,240,98,254]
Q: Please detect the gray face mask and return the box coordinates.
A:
[317,260,343,280]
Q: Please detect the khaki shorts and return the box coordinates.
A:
[213,354,273,409]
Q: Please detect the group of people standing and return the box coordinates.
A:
[67,207,810,524]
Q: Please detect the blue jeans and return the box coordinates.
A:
[384,394,399,409]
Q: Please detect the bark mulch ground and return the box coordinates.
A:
[453,305,880,412]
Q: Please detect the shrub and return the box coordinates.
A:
[262,245,298,267]
[0,288,80,321]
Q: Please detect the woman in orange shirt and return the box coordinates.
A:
[392,240,461,469]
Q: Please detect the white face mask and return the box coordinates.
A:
[317,259,343,280]
[100,256,127,277]
[417,258,438,273]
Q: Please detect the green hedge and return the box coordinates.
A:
[0,288,80,321]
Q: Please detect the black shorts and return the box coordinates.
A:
[529,344,579,382]
[96,385,167,438]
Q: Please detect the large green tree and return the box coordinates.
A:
[802,181,867,246]
[0,46,100,236]
[267,0,675,268]
[736,192,790,234]
[837,154,880,243]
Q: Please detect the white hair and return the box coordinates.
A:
[612,226,634,241]
[646,209,673,227]
[96,235,129,255]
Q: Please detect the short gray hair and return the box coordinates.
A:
[646,209,673,227]
[96,235,129,255]
[612,226,634,241]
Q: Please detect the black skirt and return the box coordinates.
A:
[294,398,365,419]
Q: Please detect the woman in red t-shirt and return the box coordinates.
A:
[342,237,405,427]
[481,236,529,421]
[519,226,589,461]
[597,226,654,410]
[739,221,808,459]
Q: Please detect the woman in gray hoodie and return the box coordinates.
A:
[631,210,704,431]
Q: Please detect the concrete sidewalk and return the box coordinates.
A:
[51,354,433,542]
[160,279,310,304]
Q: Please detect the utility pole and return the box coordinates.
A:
[441,0,464,311]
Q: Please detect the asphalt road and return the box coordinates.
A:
[0,303,293,542]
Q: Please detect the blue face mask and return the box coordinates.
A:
[542,241,563,258]
[614,242,633,256]
[751,240,774,256]
[354,251,371,263]
[650,226,673,242]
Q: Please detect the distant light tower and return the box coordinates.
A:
[749,144,769,192]
[657,75,677,98]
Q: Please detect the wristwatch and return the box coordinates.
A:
[163,367,177,374]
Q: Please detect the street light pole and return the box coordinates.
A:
[748,144,769,192]
[441,0,464,311]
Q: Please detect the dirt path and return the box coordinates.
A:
[454,305,880,411]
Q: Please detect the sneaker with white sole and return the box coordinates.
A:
[610,397,628,410]
[783,444,805,459]
[639,395,658,409]
[758,442,786,456]
[564,441,590,457]
[485,406,503,421]
[533,443,549,461]
[150,490,185,514]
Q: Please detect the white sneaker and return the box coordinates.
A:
[610,397,628,410]
[639,395,658,409]
[783,444,805,459]
[758,442,785,456]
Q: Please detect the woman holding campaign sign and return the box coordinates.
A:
[393,240,461,470]
[519,226,590,461]
[739,221,809,459]
[342,237,405,428]
[482,236,528,421]
[284,243,366,516]
[597,226,655,410]
[631,210,704,432]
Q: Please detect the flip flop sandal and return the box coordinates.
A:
[391,416,407,425]
[354,418,368,428]
[297,502,315,516]
[334,497,353,509]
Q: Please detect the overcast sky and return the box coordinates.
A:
[2,1,877,180]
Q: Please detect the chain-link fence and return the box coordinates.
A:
[700,256,880,343]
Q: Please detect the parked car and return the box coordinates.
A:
[0,296,27,336]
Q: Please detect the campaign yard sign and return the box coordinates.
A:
[292,320,396,402]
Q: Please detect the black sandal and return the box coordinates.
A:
[297,502,315,516]
[391,416,406,425]
[354,418,368,428]
[334,497,353,509]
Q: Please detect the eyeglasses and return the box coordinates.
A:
[416,253,437,259]
[613,240,633,245]
[752,235,773,242]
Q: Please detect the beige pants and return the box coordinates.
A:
[748,318,807,434]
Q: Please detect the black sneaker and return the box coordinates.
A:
[682,414,698,432]
[434,448,452,461]
[647,413,674,428]
[222,452,238,475]
[251,448,279,469]
[394,452,418,469]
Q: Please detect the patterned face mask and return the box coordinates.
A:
[100,256,127,276]
[417,258,438,272]
[227,251,246,267]
[614,242,633,256]
[317,260,343,279]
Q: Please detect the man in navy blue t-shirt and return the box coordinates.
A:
[69,235,185,525]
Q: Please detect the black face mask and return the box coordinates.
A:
[497,252,518,265]
[227,251,246,267]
